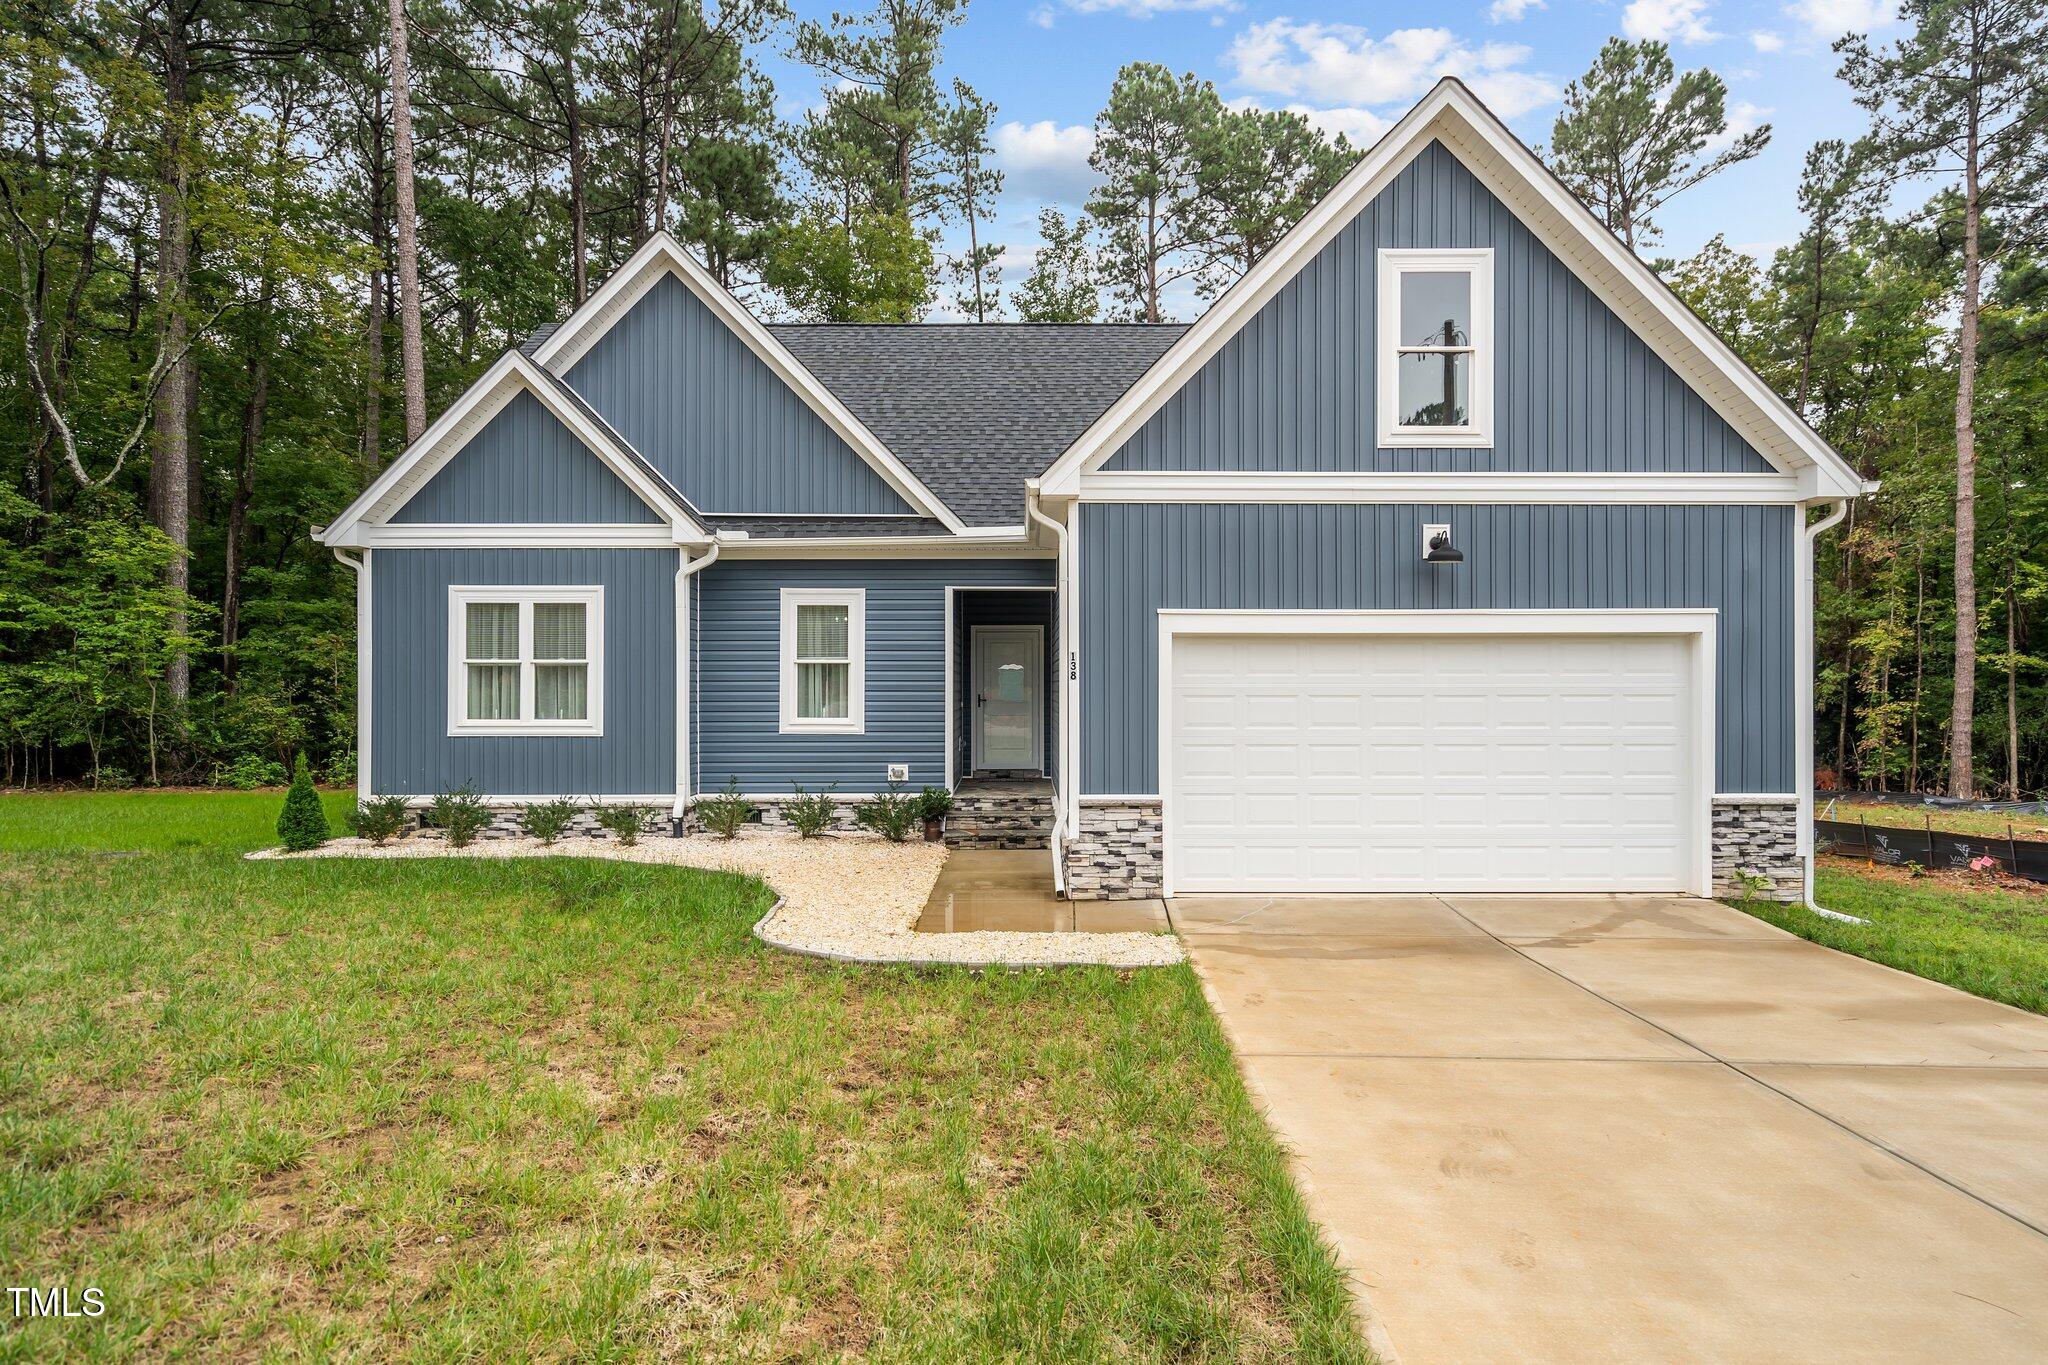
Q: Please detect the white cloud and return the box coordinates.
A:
[1488,0,1544,22]
[1784,0,1897,40]
[1226,95,1390,146]
[1702,99,1770,156]
[1622,0,1718,43]
[1223,19,1556,117]
[1748,28,1784,51]
[1028,4,1056,27]
[994,120,1099,204]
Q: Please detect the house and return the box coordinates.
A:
[316,79,1871,905]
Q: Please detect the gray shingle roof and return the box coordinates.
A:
[767,324,1188,526]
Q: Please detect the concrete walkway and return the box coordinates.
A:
[1175,893,2048,1363]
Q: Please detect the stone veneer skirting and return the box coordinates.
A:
[1710,795,1803,901]
[1064,800,1164,901]
[401,800,676,841]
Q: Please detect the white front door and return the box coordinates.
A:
[972,625,1043,772]
[1168,631,1699,893]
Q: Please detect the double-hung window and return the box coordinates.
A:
[448,586,604,735]
[1377,248,1494,448]
[779,588,865,734]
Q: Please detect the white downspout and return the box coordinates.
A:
[674,537,721,819]
[1025,484,1070,896]
[330,548,370,802]
[1797,499,1864,923]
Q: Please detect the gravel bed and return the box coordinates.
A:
[250,829,1183,969]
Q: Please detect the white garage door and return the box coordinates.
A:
[1168,631,1699,893]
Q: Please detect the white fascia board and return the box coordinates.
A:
[717,535,1048,559]
[530,232,966,533]
[350,524,680,548]
[319,352,704,546]
[1077,470,1805,504]
[1155,607,1719,637]
[1037,79,1867,502]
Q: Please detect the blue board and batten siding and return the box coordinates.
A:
[1106,141,1775,476]
[566,275,915,515]
[694,559,1054,792]
[371,549,675,796]
[1079,504,1794,796]
[391,390,660,524]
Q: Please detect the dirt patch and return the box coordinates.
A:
[1821,853,2048,898]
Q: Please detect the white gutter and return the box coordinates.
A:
[1797,498,1866,923]
[674,537,722,818]
[1024,483,1070,897]
[330,548,370,802]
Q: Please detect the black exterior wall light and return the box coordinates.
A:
[1422,522,1464,563]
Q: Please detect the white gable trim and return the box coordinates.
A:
[530,232,966,533]
[317,351,705,548]
[1037,79,1873,503]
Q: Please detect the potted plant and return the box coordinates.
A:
[917,786,953,843]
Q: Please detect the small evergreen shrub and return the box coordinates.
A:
[520,798,579,845]
[784,783,838,839]
[221,754,287,790]
[596,804,657,845]
[276,753,331,851]
[697,777,755,840]
[350,794,410,846]
[429,785,491,848]
[854,783,919,843]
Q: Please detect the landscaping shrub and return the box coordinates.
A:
[697,778,755,840]
[520,798,579,845]
[784,783,838,839]
[276,753,330,851]
[916,786,952,821]
[854,783,919,843]
[429,785,491,848]
[220,754,287,790]
[350,795,410,846]
[595,804,657,845]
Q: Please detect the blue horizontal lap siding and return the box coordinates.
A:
[695,559,1055,792]
[391,390,659,524]
[566,275,915,515]
[372,548,675,796]
[1080,503,1793,795]
[1106,140,1774,476]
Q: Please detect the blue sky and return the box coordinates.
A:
[759,0,1905,319]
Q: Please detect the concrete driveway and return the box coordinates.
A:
[1174,894,2048,1363]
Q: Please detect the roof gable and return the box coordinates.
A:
[390,389,662,523]
[531,234,963,530]
[1105,139,1775,477]
[1039,79,1871,501]
[317,352,704,548]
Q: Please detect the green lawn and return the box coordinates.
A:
[0,792,1366,1361]
[1740,861,2048,1015]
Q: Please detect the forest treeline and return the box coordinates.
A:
[1,0,2042,798]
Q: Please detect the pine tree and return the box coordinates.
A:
[1086,63,1220,323]
[1839,0,2048,797]
[1013,209,1100,322]
[1549,38,1771,252]
[277,752,330,851]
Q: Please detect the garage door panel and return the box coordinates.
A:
[1169,631,1697,893]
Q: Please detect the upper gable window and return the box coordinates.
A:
[1377,248,1494,448]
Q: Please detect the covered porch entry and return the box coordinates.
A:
[946,586,1058,851]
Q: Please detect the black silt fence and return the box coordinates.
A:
[1816,819,2048,885]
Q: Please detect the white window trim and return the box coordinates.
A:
[779,587,866,734]
[447,586,604,737]
[1377,247,1494,449]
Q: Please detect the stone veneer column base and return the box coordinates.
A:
[1064,800,1163,901]
[1711,796,1803,901]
